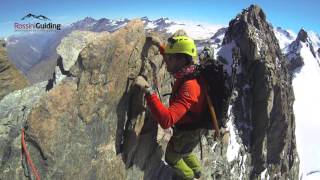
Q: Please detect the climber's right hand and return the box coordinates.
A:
[146,36,162,47]
[134,76,152,94]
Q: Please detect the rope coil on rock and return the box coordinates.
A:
[21,128,41,180]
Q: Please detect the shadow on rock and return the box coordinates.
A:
[115,38,173,180]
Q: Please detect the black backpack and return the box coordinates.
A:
[193,61,231,129]
[172,60,231,131]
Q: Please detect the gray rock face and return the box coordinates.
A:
[297,29,308,43]
[219,4,299,179]
[57,31,109,71]
[0,20,173,180]
[298,29,316,57]
[0,81,47,178]
[211,27,227,44]
[285,37,304,72]
[289,55,304,72]
[45,30,110,91]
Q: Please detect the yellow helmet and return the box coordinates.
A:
[164,36,197,57]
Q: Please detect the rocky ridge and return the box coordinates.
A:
[0,40,28,101]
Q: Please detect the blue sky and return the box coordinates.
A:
[0,0,319,38]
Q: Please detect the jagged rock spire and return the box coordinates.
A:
[286,28,317,69]
[223,4,282,63]
[219,4,299,179]
[297,28,308,42]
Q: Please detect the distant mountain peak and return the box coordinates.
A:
[72,17,97,27]
[297,28,308,42]
[140,16,151,23]
[285,28,319,71]
[276,27,295,39]
[154,17,171,23]
[81,17,97,23]
[273,27,296,49]
[158,17,169,20]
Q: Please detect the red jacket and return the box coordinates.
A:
[146,77,206,129]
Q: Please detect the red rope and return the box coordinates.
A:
[21,128,41,180]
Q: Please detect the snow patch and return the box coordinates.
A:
[110,20,117,26]
[275,57,281,68]
[146,22,156,29]
[308,31,320,51]
[239,155,247,180]
[274,28,296,49]
[211,141,218,152]
[114,23,127,30]
[226,108,241,162]
[164,19,171,24]
[216,40,237,75]
[165,20,223,40]
[87,22,96,27]
[210,33,225,46]
[260,168,269,180]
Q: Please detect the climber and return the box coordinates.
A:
[199,46,215,65]
[134,35,206,180]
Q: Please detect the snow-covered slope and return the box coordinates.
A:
[143,17,224,40]
[285,29,320,71]
[308,31,320,57]
[165,21,223,40]
[210,27,227,45]
[274,27,296,49]
[290,33,320,180]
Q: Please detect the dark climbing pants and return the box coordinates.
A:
[165,128,204,180]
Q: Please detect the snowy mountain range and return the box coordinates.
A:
[8,16,319,82]
[5,17,226,83]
